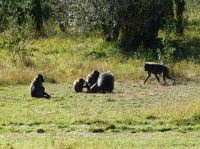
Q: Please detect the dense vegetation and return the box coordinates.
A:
[0,0,199,84]
[0,0,185,48]
[0,0,200,148]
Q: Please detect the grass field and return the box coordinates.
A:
[1,80,200,148]
[1,2,200,149]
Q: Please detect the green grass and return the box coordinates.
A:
[0,81,200,148]
[0,34,200,85]
[0,4,200,149]
[2,132,200,149]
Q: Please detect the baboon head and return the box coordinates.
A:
[144,63,150,71]
[78,78,85,86]
[37,74,44,83]
[86,69,100,88]
[73,78,86,92]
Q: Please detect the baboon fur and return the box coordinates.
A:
[30,74,51,99]
[88,72,114,93]
[85,70,100,89]
[73,78,86,92]
[144,62,175,84]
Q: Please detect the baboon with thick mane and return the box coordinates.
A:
[73,78,86,92]
[30,74,51,99]
[85,69,100,90]
[88,72,114,93]
[143,62,175,84]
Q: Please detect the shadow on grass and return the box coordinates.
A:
[83,35,200,63]
[171,37,200,61]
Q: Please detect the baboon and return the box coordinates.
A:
[85,70,100,90]
[73,78,86,92]
[30,74,51,99]
[143,62,175,84]
[88,72,114,93]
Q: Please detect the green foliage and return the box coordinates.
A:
[158,32,176,63]
[84,0,179,48]
[157,47,176,63]
[174,0,186,35]
[186,0,200,9]
[0,0,187,50]
[0,25,33,66]
[30,0,43,32]
[0,0,30,30]
[0,0,52,33]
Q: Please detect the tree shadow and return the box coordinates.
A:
[119,36,200,63]
[118,38,164,61]
[172,37,200,62]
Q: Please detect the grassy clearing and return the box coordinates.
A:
[0,35,200,85]
[2,132,200,149]
[0,36,145,84]
[0,80,200,148]
[0,3,200,149]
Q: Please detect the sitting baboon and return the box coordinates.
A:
[85,69,100,90]
[143,62,175,84]
[73,78,86,92]
[88,72,114,93]
[30,74,51,99]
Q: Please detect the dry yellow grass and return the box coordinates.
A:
[0,36,200,85]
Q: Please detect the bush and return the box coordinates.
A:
[0,25,34,66]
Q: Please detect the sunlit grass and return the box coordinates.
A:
[0,3,200,149]
[0,81,200,148]
[0,34,200,85]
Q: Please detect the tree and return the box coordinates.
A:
[118,0,174,47]
[174,0,185,35]
[31,0,43,32]
[86,0,185,49]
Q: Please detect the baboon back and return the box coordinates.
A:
[97,72,114,93]
[30,79,44,98]
[145,63,169,75]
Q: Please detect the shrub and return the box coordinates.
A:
[0,25,34,66]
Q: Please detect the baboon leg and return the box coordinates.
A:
[144,73,151,84]
[44,92,51,99]
[166,74,176,83]
[155,74,160,83]
[163,74,166,83]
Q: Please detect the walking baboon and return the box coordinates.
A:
[85,70,100,90]
[88,72,114,93]
[73,78,86,92]
[30,74,51,99]
[143,62,175,84]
